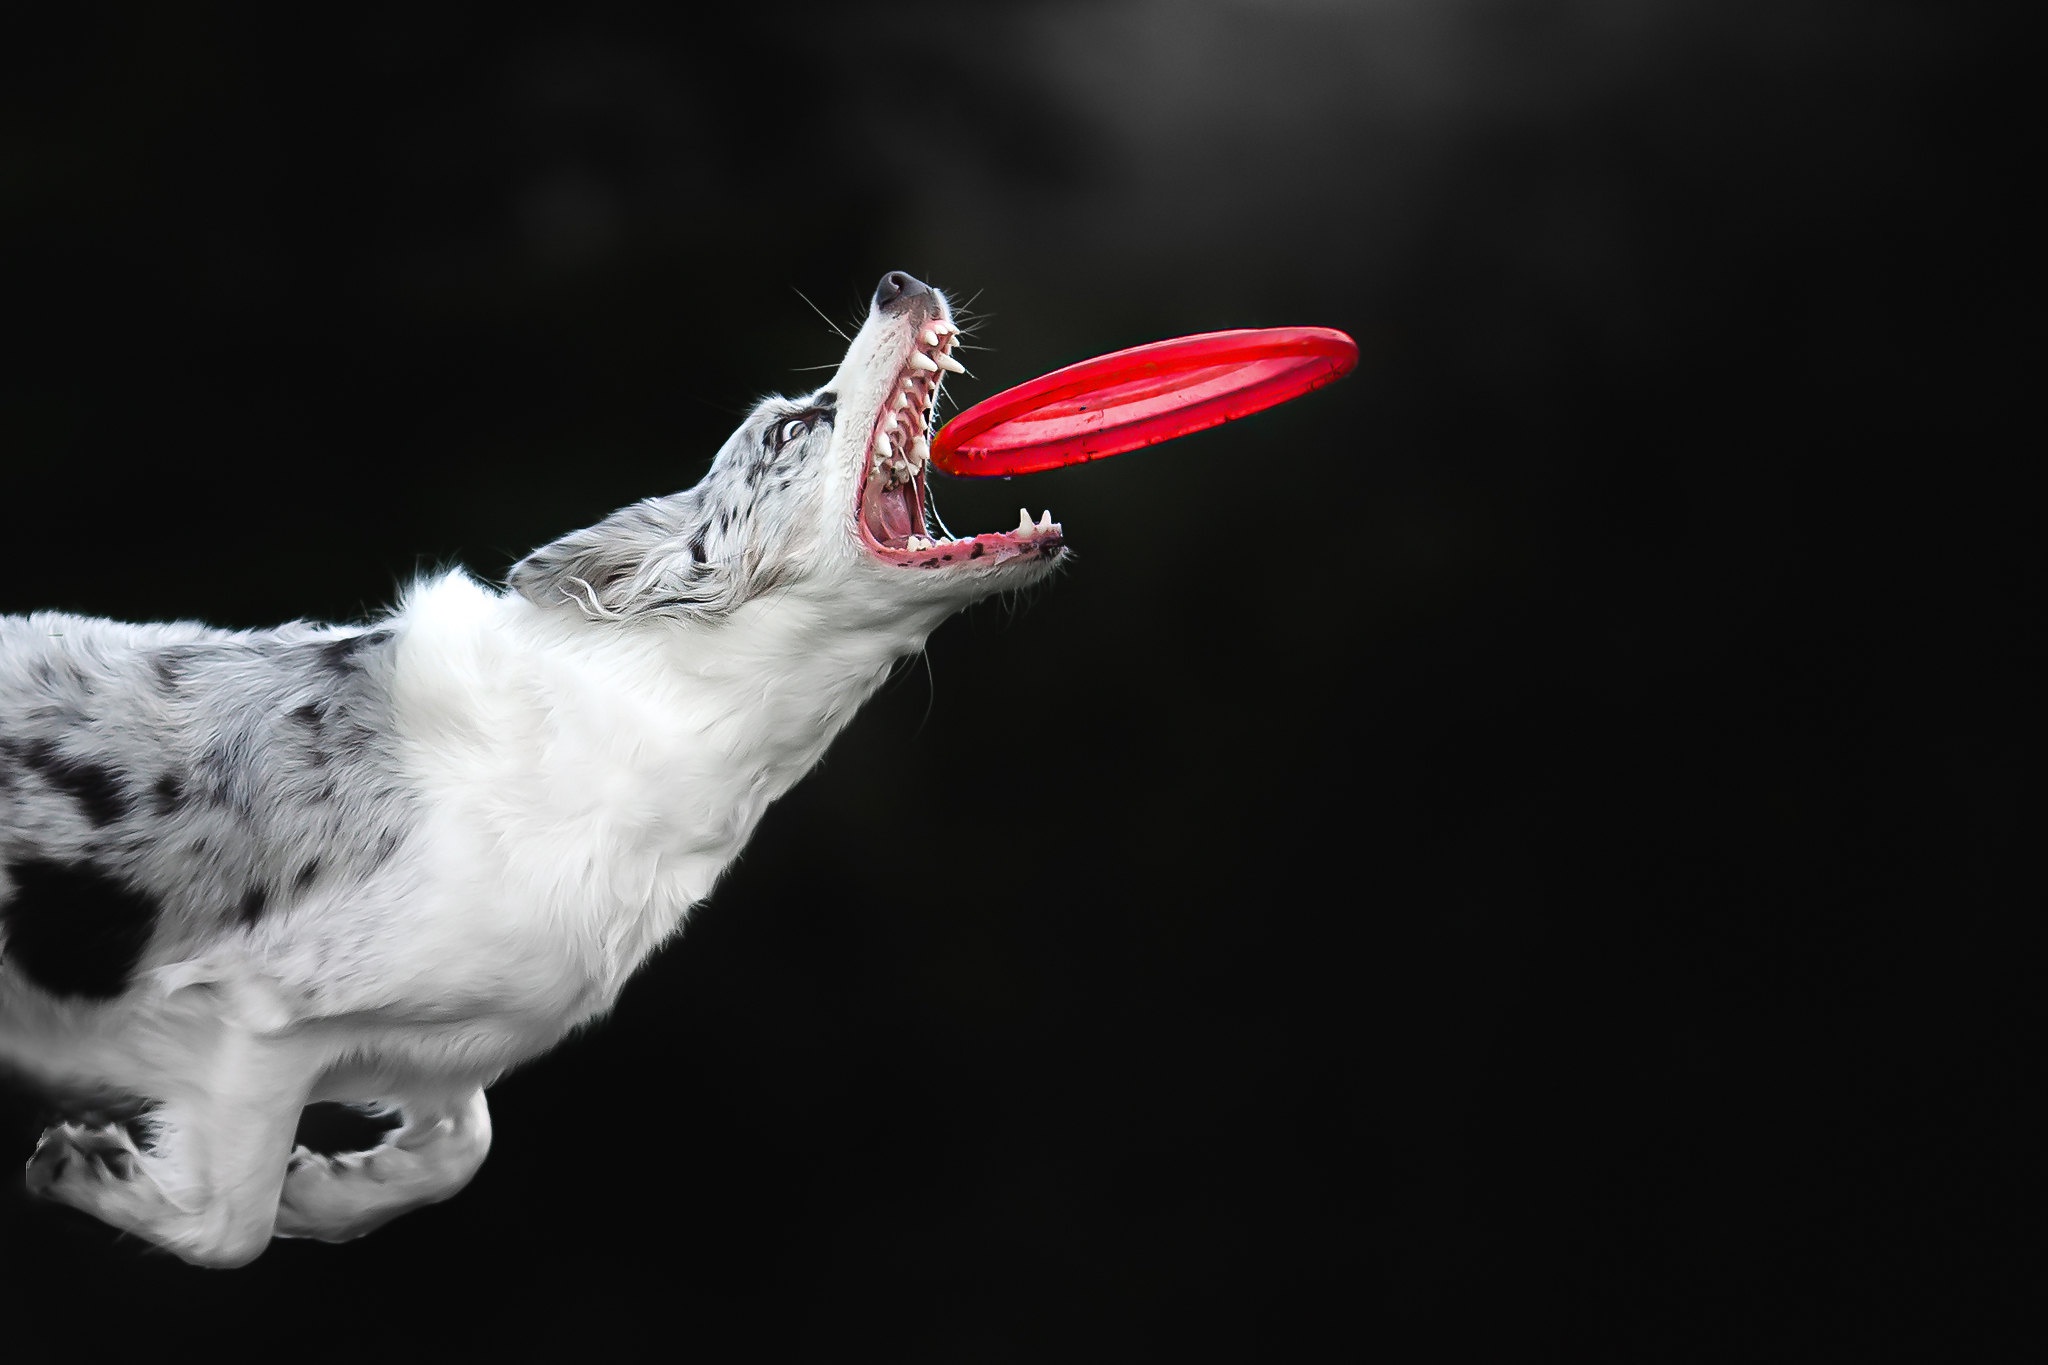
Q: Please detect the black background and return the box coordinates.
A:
[0,2,2028,1356]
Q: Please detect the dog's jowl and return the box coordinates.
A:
[0,273,1065,1266]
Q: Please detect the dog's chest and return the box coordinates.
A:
[381,578,905,1023]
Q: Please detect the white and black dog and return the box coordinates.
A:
[0,271,1064,1266]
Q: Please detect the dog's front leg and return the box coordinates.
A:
[274,1088,492,1242]
[26,1030,308,1268]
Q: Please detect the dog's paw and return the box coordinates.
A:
[276,1145,410,1241]
[26,1121,153,1214]
[26,1119,277,1267]
[276,1101,490,1242]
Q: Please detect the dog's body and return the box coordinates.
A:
[0,273,1063,1264]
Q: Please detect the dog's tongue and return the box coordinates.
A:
[877,487,917,543]
[861,475,919,545]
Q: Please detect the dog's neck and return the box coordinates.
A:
[386,568,956,981]
[631,571,956,790]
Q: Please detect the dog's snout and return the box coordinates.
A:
[874,270,932,315]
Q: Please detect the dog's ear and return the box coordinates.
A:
[509,496,759,623]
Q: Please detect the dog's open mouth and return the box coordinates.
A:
[856,320,1064,570]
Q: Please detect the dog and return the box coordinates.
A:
[0,271,1065,1266]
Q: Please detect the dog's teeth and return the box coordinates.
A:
[1017,507,1035,536]
[933,319,956,335]
[935,351,966,374]
[908,351,938,373]
[1037,510,1054,530]
[892,392,911,410]
[922,327,939,346]
[908,436,929,467]
[902,376,919,391]
[906,534,933,552]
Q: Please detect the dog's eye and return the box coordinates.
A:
[776,417,810,450]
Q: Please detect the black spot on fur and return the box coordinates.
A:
[238,886,268,926]
[293,701,331,767]
[198,743,253,816]
[23,740,129,827]
[333,720,377,760]
[316,630,392,675]
[154,655,184,690]
[0,860,158,1000]
[689,534,707,564]
[293,860,320,893]
[152,772,185,814]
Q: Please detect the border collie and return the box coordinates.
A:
[0,271,1063,1265]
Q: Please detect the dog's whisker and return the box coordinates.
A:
[791,285,854,344]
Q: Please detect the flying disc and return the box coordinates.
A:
[928,326,1357,477]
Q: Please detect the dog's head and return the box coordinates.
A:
[510,272,1066,626]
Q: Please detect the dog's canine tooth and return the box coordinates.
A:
[935,351,965,374]
[921,327,939,346]
[908,352,938,373]
[1017,507,1035,536]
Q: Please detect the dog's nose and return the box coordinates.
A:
[874,270,932,315]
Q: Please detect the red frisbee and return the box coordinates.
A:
[929,325,1357,477]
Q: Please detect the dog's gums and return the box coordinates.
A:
[856,308,1064,570]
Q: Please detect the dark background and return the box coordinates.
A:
[0,2,2028,1356]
